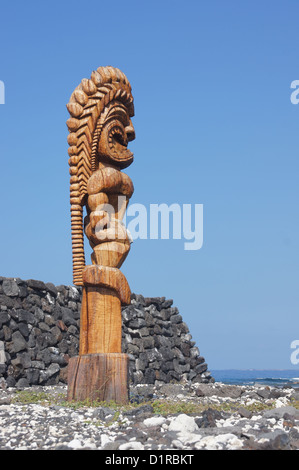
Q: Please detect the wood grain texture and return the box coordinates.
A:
[79,286,122,355]
[67,353,129,403]
[82,265,131,305]
[66,66,135,403]
[66,66,135,286]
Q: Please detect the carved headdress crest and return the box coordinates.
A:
[66,66,135,285]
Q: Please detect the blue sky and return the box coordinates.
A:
[0,0,298,370]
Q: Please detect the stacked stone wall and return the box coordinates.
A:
[0,277,213,388]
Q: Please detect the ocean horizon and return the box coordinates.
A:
[210,369,299,388]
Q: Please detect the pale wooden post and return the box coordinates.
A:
[65,66,135,403]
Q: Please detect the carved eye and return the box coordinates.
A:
[106,105,130,127]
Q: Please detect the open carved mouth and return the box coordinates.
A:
[97,103,135,168]
[109,125,128,153]
[106,122,133,163]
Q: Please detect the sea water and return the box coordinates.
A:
[211,369,299,388]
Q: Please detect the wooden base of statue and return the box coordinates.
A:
[67,353,129,403]
[67,265,131,404]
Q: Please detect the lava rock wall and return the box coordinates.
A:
[0,277,213,388]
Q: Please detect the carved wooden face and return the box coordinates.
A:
[97,102,135,169]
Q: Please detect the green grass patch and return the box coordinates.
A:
[11,390,54,405]
[290,399,299,410]
[151,399,276,416]
[11,390,281,417]
[152,400,205,415]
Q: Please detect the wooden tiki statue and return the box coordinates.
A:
[66,66,135,403]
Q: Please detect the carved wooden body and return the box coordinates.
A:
[66,66,135,403]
